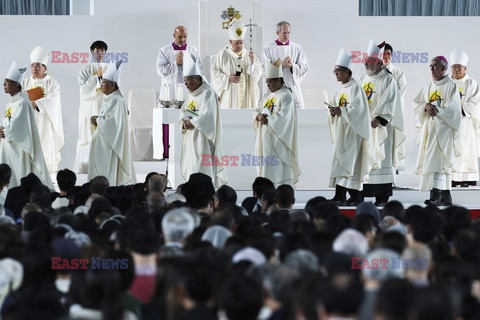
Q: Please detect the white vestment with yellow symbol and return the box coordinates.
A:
[0,91,53,188]
[74,63,107,173]
[87,90,136,186]
[179,83,228,187]
[253,86,300,186]
[451,74,480,181]
[23,74,64,173]
[360,69,405,184]
[414,76,461,190]
[329,79,376,190]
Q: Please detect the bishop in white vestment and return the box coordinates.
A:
[449,49,480,186]
[329,49,375,206]
[0,61,53,188]
[360,40,405,206]
[87,61,136,186]
[23,46,64,173]
[263,21,308,109]
[74,41,108,173]
[414,56,461,206]
[211,19,262,109]
[179,53,227,187]
[253,60,300,187]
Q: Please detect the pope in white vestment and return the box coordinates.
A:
[360,40,405,206]
[263,21,308,109]
[414,56,461,206]
[0,61,53,188]
[87,61,136,186]
[23,46,64,173]
[74,41,108,173]
[329,49,375,205]
[211,19,262,109]
[179,53,227,187]
[449,49,480,185]
[253,60,300,187]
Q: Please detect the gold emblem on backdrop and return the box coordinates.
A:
[221,6,241,29]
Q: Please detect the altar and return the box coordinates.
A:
[152,107,334,189]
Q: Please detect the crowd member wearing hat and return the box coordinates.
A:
[449,49,480,187]
[414,56,461,206]
[74,40,108,174]
[253,59,300,187]
[211,19,262,109]
[329,48,375,206]
[360,39,405,206]
[180,53,227,187]
[263,21,308,109]
[23,45,64,174]
[87,60,136,186]
[0,61,52,188]
[156,26,202,160]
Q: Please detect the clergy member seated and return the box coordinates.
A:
[87,60,136,186]
[23,46,64,174]
[179,52,227,187]
[0,61,52,189]
[253,59,301,187]
[211,19,262,109]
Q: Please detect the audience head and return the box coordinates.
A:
[56,168,76,193]
[274,184,295,209]
[89,176,109,195]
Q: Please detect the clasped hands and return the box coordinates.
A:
[425,103,439,117]
[257,114,268,125]
[182,119,194,130]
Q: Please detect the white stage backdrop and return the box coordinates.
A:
[0,0,478,186]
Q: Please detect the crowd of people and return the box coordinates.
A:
[0,167,479,319]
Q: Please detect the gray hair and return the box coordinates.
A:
[161,208,195,243]
[361,248,404,282]
[284,249,319,274]
[263,265,299,302]
[276,21,290,32]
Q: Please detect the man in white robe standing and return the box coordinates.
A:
[87,60,136,186]
[74,40,108,173]
[0,61,52,188]
[156,26,202,160]
[211,19,262,109]
[360,39,405,206]
[253,59,300,187]
[414,56,461,206]
[263,21,308,109]
[23,46,64,174]
[449,49,480,187]
[383,42,407,172]
[179,53,227,187]
[329,49,375,206]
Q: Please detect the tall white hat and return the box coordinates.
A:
[265,58,283,78]
[449,48,469,66]
[228,19,246,40]
[336,48,353,70]
[182,52,202,77]
[5,61,27,83]
[103,60,123,85]
[366,39,384,59]
[30,46,49,66]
